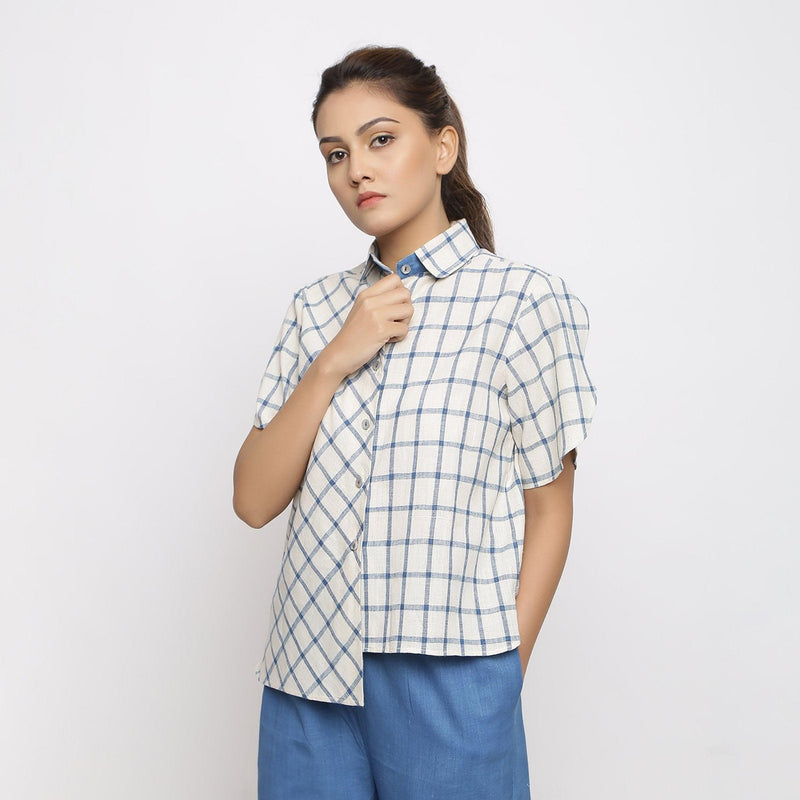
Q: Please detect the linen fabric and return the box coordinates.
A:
[252,218,596,705]
[257,647,530,799]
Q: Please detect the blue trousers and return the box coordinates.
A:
[257,647,530,799]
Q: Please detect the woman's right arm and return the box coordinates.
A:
[233,272,413,528]
[232,352,345,528]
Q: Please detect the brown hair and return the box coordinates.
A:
[311,45,495,253]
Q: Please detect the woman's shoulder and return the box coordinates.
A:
[286,262,368,304]
[469,248,580,304]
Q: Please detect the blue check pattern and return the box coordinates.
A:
[252,219,596,705]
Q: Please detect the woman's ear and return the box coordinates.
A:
[435,125,459,176]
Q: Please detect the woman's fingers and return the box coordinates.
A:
[387,300,414,323]
[323,273,415,374]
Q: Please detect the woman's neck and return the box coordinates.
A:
[375,206,451,271]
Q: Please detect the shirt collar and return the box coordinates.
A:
[358,218,481,284]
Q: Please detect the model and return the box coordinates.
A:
[233,44,597,800]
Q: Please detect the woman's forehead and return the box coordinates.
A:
[315,85,416,137]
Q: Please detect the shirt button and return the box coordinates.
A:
[355,476,363,488]
[361,418,370,430]
[349,541,357,551]
[371,359,380,371]
[400,264,411,274]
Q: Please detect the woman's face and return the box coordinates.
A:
[314,83,457,241]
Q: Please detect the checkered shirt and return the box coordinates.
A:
[251,218,597,705]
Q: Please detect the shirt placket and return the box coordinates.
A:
[355,253,427,655]
[322,253,427,703]
[348,350,383,558]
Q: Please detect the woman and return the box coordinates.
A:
[233,44,596,800]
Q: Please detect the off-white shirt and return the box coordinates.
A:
[251,218,597,705]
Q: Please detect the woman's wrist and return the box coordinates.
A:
[311,345,350,387]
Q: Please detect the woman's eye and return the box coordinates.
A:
[326,135,393,165]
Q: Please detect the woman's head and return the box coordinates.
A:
[312,45,494,253]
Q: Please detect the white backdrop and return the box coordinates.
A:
[2,2,798,798]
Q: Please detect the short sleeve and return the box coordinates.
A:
[252,290,303,430]
[504,274,597,488]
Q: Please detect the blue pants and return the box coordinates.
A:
[257,647,530,799]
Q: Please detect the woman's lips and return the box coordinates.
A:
[358,194,385,208]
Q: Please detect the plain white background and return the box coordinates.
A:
[2,1,798,798]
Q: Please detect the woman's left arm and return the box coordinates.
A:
[515,450,576,679]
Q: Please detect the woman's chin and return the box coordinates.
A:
[346,213,402,240]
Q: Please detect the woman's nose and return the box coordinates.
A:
[348,151,372,185]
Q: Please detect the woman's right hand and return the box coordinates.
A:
[322,272,413,378]
[234,273,412,528]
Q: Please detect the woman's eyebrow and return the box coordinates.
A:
[318,116,400,146]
